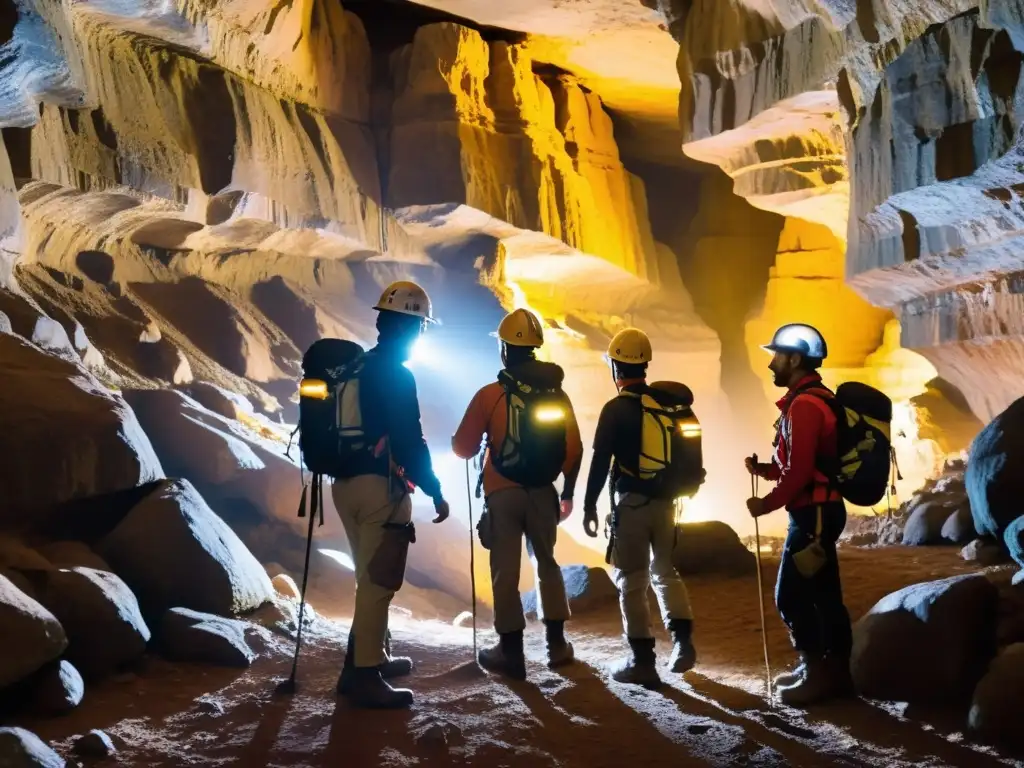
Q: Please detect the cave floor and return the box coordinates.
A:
[10,546,1022,767]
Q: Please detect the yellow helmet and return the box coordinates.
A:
[606,328,652,364]
[496,308,544,347]
[374,280,435,322]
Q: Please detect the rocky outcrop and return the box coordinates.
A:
[667,3,1024,424]
[851,574,999,703]
[0,326,163,520]
[157,607,256,668]
[97,478,274,617]
[967,396,1024,540]
[0,727,65,768]
[0,573,68,690]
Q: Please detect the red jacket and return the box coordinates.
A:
[757,373,842,513]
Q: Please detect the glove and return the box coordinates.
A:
[583,507,599,538]
[559,499,573,523]
[746,497,766,518]
[433,498,450,523]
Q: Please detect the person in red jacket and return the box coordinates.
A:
[745,323,853,707]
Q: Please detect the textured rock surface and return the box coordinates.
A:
[851,574,999,703]
[968,396,1024,540]
[97,478,273,617]
[157,607,256,668]
[523,565,616,619]
[668,2,1024,424]
[0,573,68,690]
[34,567,150,680]
[0,727,65,768]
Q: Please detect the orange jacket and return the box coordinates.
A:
[452,378,583,500]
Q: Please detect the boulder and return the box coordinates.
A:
[941,505,977,545]
[968,643,1024,742]
[0,569,36,600]
[97,479,273,617]
[851,574,999,703]
[960,539,1006,567]
[0,728,64,767]
[524,565,616,619]
[673,521,755,575]
[34,567,150,680]
[72,730,116,759]
[1004,515,1024,569]
[902,500,953,546]
[0,574,67,689]
[157,608,255,668]
[966,396,1024,540]
[24,660,84,716]
[271,573,300,601]
[36,542,110,572]
[0,332,163,522]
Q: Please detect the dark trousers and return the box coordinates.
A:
[775,501,853,660]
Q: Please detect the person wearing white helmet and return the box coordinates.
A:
[582,328,699,689]
[333,280,450,710]
[744,323,854,707]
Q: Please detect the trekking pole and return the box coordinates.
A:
[464,459,478,659]
[276,473,320,695]
[750,454,773,705]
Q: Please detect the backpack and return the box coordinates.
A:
[619,382,705,499]
[297,338,367,477]
[490,369,568,487]
[785,380,894,507]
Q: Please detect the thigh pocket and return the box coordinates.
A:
[611,527,648,573]
[367,522,417,592]
[792,540,827,579]
[476,508,492,550]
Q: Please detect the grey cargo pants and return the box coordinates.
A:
[484,485,571,634]
[610,493,694,639]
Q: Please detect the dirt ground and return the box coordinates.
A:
[9,546,1023,767]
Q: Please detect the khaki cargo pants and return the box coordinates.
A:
[610,493,693,639]
[331,474,412,668]
[484,485,570,634]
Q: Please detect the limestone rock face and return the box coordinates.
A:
[0,330,163,520]
[668,2,1024,424]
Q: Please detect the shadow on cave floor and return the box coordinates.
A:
[11,549,1023,768]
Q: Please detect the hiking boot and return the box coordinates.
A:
[337,631,414,695]
[610,638,662,689]
[773,653,809,691]
[778,657,837,707]
[544,620,575,668]
[667,619,696,674]
[478,630,527,681]
[342,667,414,709]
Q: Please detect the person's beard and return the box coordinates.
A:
[771,366,788,387]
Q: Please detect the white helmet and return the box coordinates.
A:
[761,323,828,359]
[374,280,435,323]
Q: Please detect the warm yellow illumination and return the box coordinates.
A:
[299,378,328,399]
[534,405,566,423]
[677,421,701,438]
[673,493,716,525]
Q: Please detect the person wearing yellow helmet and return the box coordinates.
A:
[452,308,583,679]
[332,279,449,710]
[582,327,698,689]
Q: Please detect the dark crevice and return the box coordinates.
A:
[0,0,16,47]
[1,126,31,180]
[342,0,526,52]
[856,0,879,44]
[898,208,921,262]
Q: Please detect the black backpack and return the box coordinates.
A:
[784,380,894,507]
[490,369,568,488]
[296,338,365,476]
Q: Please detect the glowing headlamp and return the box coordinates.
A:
[535,405,565,423]
[677,419,701,439]
[299,378,329,400]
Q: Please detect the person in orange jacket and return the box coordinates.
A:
[745,323,854,707]
[452,308,583,679]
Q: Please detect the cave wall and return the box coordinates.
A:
[667,0,1024,425]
